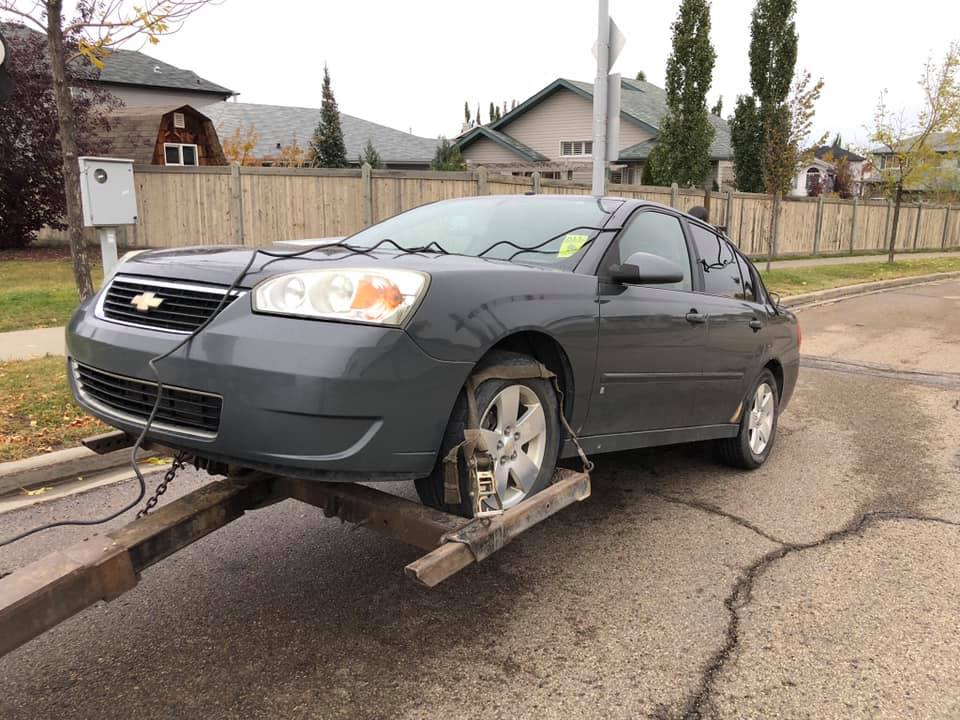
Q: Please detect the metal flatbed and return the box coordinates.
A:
[0,433,590,658]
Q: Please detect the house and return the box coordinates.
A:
[791,145,867,198]
[202,101,439,169]
[100,104,226,166]
[867,132,960,197]
[0,22,233,107]
[453,77,734,187]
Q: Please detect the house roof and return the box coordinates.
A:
[0,22,232,95]
[870,131,960,155]
[99,104,225,164]
[815,145,865,162]
[454,126,547,162]
[202,101,439,164]
[469,76,733,162]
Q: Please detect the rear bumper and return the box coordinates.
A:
[66,294,472,480]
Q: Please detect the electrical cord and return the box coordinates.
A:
[1,226,612,547]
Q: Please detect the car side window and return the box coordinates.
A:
[690,225,744,299]
[734,251,758,303]
[613,210,692,291]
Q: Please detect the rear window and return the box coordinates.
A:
[347,196,620,265]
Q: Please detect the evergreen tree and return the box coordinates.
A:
[464,101,471,125]
[635,70,646,82]
[646,0,716,187]
[731,0,798,191]
[309,64,348,168]
[731,95,763,190]
[711,95,723,116]
[476,103,481,125]
[488,102,496,124]
[358,139,383,169]
[431,137,467,171]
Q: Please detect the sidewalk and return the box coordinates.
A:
[0,326,65,361]
[765,250,955,269]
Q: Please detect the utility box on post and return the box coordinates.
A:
[78,157,137,278]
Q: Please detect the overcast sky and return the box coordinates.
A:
[86,0,960,148]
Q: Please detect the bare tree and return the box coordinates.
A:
[0,1,216,299]
[761,70,825,269]
[871,43,960,263]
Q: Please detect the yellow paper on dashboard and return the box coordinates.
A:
[557,233,589,258]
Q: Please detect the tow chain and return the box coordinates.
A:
[136,451,188,519]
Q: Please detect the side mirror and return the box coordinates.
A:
[609,252,684,285]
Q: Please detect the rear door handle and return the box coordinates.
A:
[685,311,707,324]
[749,319,763,331]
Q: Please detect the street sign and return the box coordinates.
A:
[606,73,621,162]
[591,17,626,69]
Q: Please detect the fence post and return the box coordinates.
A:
[849,197,859,255]
[943,206,953,248]
[477,166,488,196]
[230,164,245,246]
[670,182,678,208]
[532,171,542,194]
[813,194,824,255]
[912,202,923,250]
[361,163,373,228]
[725,190,734,232]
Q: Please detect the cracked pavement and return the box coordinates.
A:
[1,278,958,719]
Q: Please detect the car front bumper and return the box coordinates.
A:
[66,294,473,480]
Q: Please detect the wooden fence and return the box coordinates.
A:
[40,165,960,257]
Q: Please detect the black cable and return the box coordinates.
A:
[0,226,610,547]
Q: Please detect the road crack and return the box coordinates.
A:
[643,489,789,546]
[675,509,960,720]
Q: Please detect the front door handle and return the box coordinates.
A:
[685,311,707,324]
[749,319,763,331]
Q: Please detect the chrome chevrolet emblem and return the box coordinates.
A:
[130,291,164,312]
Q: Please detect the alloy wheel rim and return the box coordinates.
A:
[747,382,775,455]
[476,384,547,511]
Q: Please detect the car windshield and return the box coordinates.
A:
[346,196,620,266]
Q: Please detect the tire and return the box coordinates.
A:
[717,369,779,470]
[416,351,561,518]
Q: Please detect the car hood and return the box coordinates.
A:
[118,244,575,287]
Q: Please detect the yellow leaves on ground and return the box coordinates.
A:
[0,356,106,463]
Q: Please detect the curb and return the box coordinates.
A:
[781,271,960,309]
[0,445,160,497]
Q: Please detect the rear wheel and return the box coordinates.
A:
[416,352,560,518]
[717,369,779,469]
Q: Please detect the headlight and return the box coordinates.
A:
[252,268,429,326]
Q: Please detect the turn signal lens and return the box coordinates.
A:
[252,268,428,326]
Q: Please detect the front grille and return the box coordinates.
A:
[74,362,222,436]
[99,275,241,333]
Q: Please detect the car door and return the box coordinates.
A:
[687,223,768,426]
[584,207,708,437]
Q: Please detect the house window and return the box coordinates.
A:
[164,143,199,166]
[805,167,821,194]
[560,140,593,157]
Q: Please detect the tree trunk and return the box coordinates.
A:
[766,192,781,272]
[46,0,94,300]
[887,182,903,264]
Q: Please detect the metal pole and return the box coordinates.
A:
[591,0,610,197]
[99,227,118,278]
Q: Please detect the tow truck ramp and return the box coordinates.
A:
[0,440,590,658]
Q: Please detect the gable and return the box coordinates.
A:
[492,87,653,161]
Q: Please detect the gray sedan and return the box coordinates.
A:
[66,195,799,517]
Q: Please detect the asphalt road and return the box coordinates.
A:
[1,278,959,719]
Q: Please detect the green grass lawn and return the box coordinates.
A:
[0,355,105,462]
[0,254,103,332]
[760,256,960,298]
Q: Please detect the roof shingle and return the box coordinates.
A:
[202,101,439,164]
